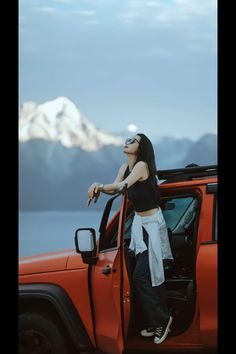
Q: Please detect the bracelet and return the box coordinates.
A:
[99,183,104,191]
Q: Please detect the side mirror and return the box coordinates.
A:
[75,228,97,260]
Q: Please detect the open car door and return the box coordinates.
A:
[90,187,129,354]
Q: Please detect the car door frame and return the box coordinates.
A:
[89,188,129,354]
[196,183,217,348]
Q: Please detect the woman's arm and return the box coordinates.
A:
[87,162,146,205]
[95,161,146,193]
[101,163,128,194]
[88,162,128,202]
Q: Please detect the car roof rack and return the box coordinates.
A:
[157,164,217,183]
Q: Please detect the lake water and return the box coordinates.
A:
[19,210,106,257]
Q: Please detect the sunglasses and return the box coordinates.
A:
[125,138,140,145]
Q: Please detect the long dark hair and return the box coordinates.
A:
[134,133,158,178]
[133,133,161,204]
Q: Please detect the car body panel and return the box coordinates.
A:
[19,249,74,275]
[197,243,217,347]
[19,264,96,347]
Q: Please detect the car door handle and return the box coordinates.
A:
[102,266,112,275]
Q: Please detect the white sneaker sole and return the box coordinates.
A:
[141,326,171,338]
[153,316,173,345]
[140,330,156,337]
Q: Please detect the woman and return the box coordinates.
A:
[87,133,173,345]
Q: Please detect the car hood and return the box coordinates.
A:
[19,249,81,275]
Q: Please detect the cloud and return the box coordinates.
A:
[72,10,96,16]
[187,43,216,54]
[128,0,162,8]
[121,0,216,28]
[142,48,173,58]
[146,1,162,7]
[52,0,73,3]
[117,12,141,24]
[81,0,115,4]
[157,0,216,25]
[34,7,56,13]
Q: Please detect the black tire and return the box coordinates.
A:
[19,312,70,354]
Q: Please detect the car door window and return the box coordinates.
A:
[99,194,131,252]
[163,197,195,231]
[100,196,198,251]
[102,211,134,250]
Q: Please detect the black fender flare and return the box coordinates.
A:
[19,283,94,352]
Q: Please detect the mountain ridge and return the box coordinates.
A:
[19,134,217,211]
[19,96,123,151]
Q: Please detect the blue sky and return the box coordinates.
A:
[20,0,217,142]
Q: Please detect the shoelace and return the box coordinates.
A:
[147,327,155,332]
[154,327,163,336]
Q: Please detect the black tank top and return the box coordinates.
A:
[123,164,161,212]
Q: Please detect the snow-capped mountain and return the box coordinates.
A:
[19,97,124,151]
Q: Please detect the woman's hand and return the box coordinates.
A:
[88,182,100,199]
[87,182,102,206]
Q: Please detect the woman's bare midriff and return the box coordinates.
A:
[136,207,160,217]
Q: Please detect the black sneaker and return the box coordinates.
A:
[153,316,173,344]
[141,323,171,338]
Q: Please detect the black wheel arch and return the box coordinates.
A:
[19,283,94,352]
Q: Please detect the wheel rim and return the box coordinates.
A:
[19,329,52,354]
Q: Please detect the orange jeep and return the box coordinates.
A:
[19,165,217,354]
